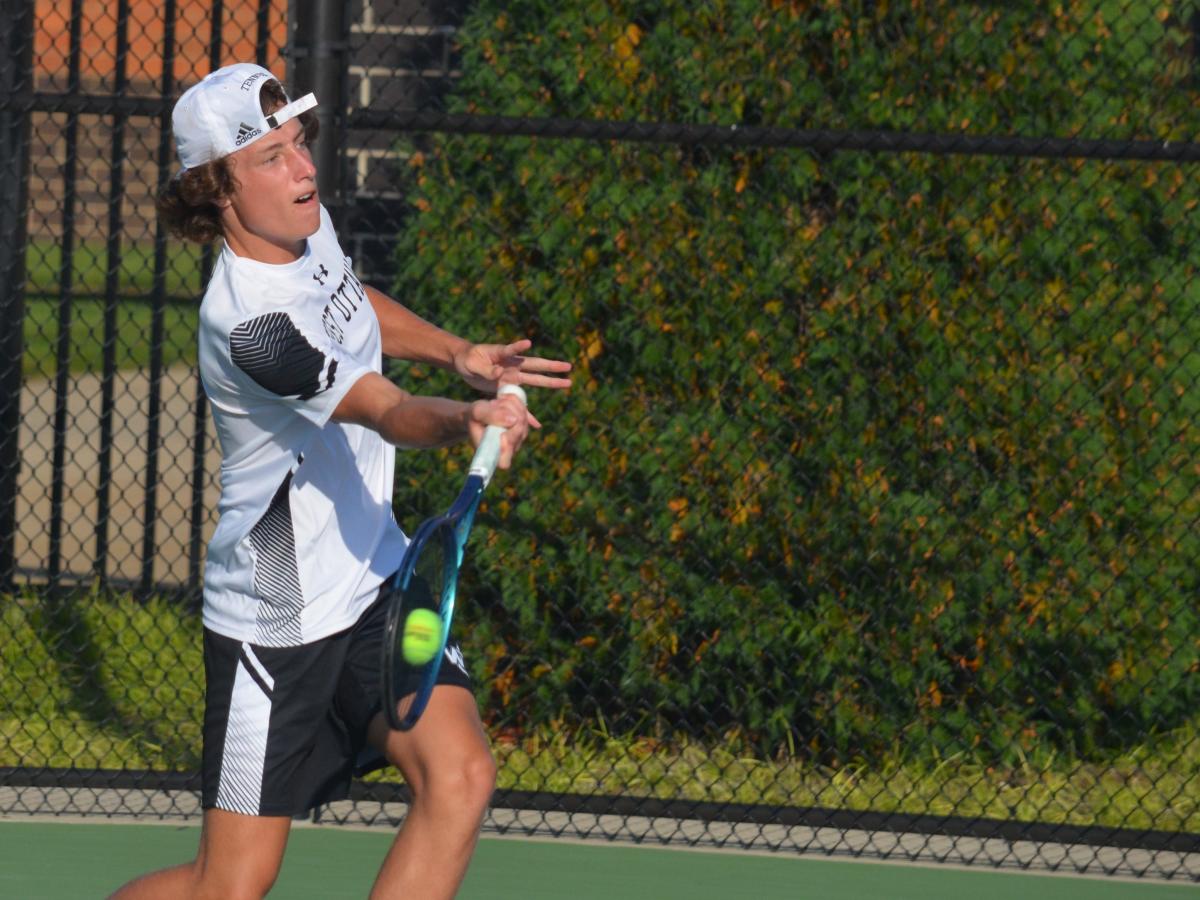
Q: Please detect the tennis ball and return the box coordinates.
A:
[402,609,443,666]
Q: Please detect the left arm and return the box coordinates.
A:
[365,284,470,367]
[365,284,573,396]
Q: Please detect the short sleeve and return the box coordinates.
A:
[228,310,368,426]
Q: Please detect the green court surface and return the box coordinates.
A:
[0,820,1193,899]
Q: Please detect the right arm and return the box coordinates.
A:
[332,372,528,467]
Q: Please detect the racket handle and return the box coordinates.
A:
[469,384,528,484]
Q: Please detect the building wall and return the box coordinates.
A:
[340,0,467,287]
[25,0,288,256]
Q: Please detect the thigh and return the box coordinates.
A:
[194,808,291,898]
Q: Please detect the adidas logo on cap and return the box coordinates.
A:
[234,121,262,146]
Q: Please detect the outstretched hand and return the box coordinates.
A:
[455,339,573,397]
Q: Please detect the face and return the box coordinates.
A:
[219,117,320,264]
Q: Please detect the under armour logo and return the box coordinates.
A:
[444,644,468,675]
[313,264,328,285]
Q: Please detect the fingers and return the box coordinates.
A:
[499,428,523,469]
[496,359,572,391]
[494,395,528,469]
[488,342,573,391]
[515,372,574,390]
[500,338,533,357]
[469,394,529,469]
[518,356,573,374]
[475,395,523,429]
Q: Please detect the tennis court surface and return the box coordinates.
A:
[0,819,1194,899]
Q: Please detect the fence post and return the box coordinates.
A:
[291,0,348,224]
[139,0,178,596]
[0,0,34,591]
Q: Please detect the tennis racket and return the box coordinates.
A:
[381,383,527,731]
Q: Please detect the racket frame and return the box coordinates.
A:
[380,383,526,732]
[380,476,483,730]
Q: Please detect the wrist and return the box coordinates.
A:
[449,338,474,374]
[464,398,489,436]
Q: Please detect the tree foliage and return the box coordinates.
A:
[389,1,1200,763]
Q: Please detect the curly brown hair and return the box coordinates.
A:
[156,79,319,244]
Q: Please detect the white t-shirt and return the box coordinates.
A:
[199,205,408,646]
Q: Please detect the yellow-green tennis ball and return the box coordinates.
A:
[402,609,442,666]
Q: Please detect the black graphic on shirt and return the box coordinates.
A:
[230,312,337,400]
[248,471,304,645]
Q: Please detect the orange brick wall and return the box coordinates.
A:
[33,0,289,90]
[25,1,290,245]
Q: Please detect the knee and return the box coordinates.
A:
[196,867,279,900]
[194,852,281,900]
[417,747,496,816]
[464,748,498,808]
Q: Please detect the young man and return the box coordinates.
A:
[111,63,571,899]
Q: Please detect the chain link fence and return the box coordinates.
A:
[2,0,1199,882]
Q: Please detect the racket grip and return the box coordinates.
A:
[497,383,527,403]
[469,384,528,484]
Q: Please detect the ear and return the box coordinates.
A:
[215,157,239,209]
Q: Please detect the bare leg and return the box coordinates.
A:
[367,685,496,900]
[108,808,290,900]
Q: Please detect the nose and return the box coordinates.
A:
[293,146,317,181]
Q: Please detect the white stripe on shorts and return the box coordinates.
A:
[215,644,275,815]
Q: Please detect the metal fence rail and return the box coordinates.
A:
[2,0,1199,882]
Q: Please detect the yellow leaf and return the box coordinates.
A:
[580,330,603,360]
[613,23,642,83]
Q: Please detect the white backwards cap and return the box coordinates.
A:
[172,63,318,171]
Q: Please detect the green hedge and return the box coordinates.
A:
[388,1,1200,764]
[1,592,202,770]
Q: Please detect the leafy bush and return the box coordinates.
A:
[389,1,1200,764]
[1,590,203,770]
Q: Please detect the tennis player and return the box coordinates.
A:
[110,64,570,900]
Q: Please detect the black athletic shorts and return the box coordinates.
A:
[201,587,472,817]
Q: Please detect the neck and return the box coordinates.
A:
[223,225,306,264]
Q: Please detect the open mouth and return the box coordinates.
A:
[295,192,317,205]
